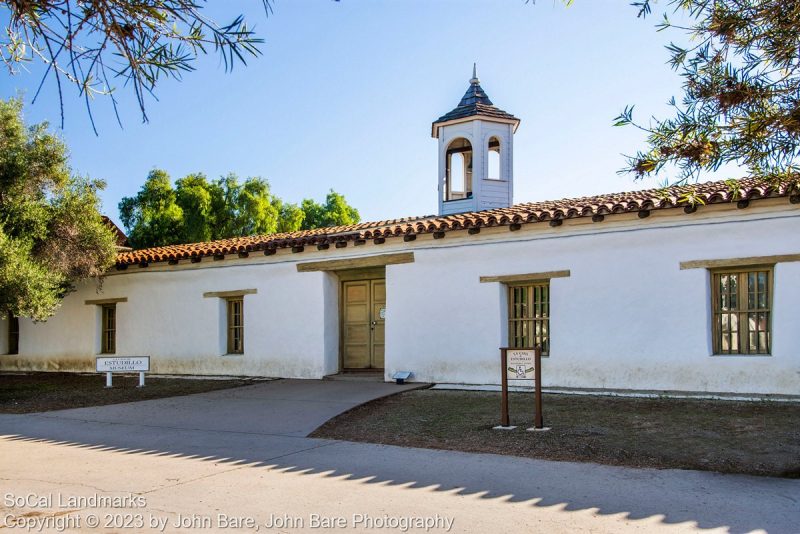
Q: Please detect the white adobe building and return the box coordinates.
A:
[3,69,799,396]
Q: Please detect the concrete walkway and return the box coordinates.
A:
[19,378,422,437]
[0,379,797,533]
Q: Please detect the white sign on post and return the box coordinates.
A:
[96,357,149,372]
[506,349,535,380]
[96,357,150,388]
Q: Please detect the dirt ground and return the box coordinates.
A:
[0,372,252,413]
[311,389,800,478]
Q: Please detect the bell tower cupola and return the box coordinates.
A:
[432,65,520,216]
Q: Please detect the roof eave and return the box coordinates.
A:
[114,178,791,269]
[431,115,521,138]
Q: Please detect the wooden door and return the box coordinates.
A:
[342,279,385,369]
[371,280,385,368]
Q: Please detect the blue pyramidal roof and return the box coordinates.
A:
[457,81,494,107]
[432,66,519,131]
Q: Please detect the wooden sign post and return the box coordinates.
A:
[498,346,545,430]
[500,348,511,427]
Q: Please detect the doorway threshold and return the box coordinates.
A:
[324,371,385,382]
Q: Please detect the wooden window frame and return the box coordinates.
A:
[8,314,19,355]
[101,304,116,354]
[226,298,244,355]
[711,266,773,356]
[508,282,550,356]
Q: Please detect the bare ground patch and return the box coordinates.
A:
[0,372,254,413]
[311,389,800,478]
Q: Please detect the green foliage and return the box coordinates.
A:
[0,227,63,321]
[119,170,184,249]
[0,98,117,320]
[174,173,213,243]
[120,173,360,248]
[274,200,305,234]
[208,174,282,238]
[300,190,361,230]
[1,1,272,129]
[613,0,800,190]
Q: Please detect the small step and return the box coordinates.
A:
[323,371,385,382]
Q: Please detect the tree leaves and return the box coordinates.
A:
[119,172,361,248]
[0,226,64,321]
[1,0,273,131]
[119,169,184,248]
[613,105,635,127]
[615,0,800,187]
[0,98,117,320]
[300,190,361,230]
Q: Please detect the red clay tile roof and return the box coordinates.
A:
[116,178,798,267]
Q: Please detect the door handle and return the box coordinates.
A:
[370,320,377,330]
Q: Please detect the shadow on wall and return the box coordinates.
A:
[0,413,797,533]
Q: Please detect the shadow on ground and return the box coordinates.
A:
[0,380,797,533]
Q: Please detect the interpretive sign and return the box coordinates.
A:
[96,356,150,388]
[498,347,544,430]
[506,349,535,380]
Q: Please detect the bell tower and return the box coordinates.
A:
[432,65,520,216]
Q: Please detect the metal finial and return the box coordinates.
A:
[470,63,479,85]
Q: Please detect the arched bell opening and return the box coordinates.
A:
[488,136,501,180]
[445,138,473,201]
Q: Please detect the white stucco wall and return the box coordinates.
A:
[384,204,800,395]
[4,262,331,378]
[4,200,799,395]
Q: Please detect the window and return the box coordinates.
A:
[712,267,772,355]
[508,283,550,355]
[445,138,473,201]
[101,304,116,354]
[487,136,500,180]
[8,314,19,355]
[227,298,244,354]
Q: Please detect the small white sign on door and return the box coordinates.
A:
[379,307,386,320]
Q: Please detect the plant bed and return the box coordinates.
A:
[0,372,254,413]
[311,389,800,478]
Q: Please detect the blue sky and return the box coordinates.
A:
[1,1,704,226]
